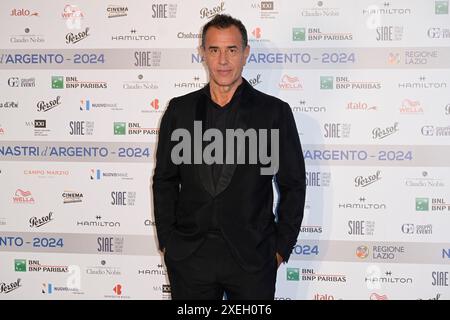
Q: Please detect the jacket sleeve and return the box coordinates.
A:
[152,99,180,251]
[275,102,306,262]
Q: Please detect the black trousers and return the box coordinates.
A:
[164,233,277,300]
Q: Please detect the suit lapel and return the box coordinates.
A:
[195,93,216,197]
[215,81,254,196]
[195,80,255,197]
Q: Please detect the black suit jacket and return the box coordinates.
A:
[153,79,306,272]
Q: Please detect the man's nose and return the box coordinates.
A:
[218,50,228,64]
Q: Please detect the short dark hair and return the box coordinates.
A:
[201,14,248,49]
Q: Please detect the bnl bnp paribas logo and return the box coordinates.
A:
[416,197,450,211]
[436,1,449,14]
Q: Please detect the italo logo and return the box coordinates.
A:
[10,8,39,17]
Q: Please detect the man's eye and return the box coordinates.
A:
[210,48,218,53]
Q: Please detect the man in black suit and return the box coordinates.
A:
[153,14,306,300]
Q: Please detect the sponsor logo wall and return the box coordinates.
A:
[0,0,449,299]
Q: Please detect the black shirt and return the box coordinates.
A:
[203,81,245,187]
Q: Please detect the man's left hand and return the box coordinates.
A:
[276,252,283,268]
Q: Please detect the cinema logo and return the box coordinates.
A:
[62,191,83,204]
[107,5,128,18]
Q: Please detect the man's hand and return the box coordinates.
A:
[276,252,283,268]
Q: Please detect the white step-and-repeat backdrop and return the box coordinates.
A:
[1,0,449,300]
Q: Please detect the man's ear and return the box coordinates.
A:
[243,45,250,64]
[198,45,205,59]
